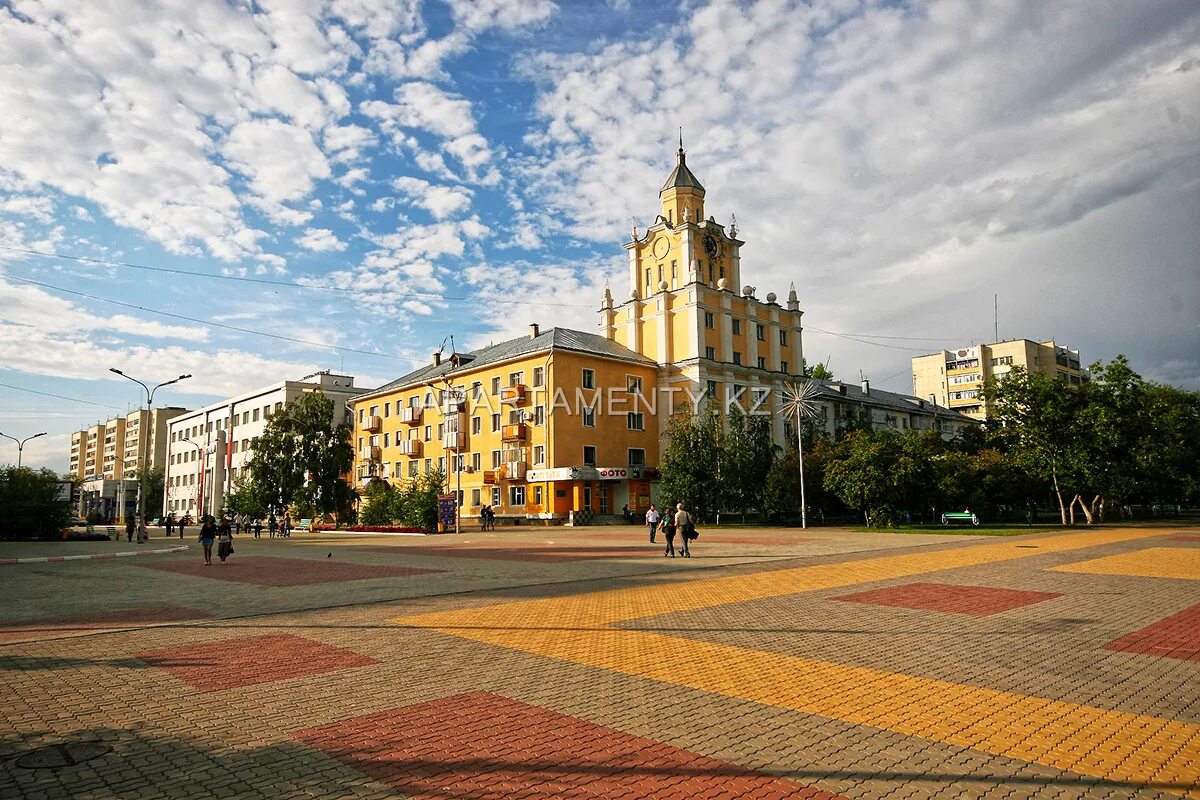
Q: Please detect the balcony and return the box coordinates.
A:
[442,431,465,450]
[441,390,466,415]
[502,461,527,480]
[398,439,422,457]
[362,415,382,433]
[501,424,526,442]
[401,406,423,425]
[360,445,381,462]
[500,385,528,406]
[501,448,523,463]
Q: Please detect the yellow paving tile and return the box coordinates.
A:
[395,526,1200,796]
[1050,547,1200,580]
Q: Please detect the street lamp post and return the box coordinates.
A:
[182,437,204,519]
[779,380,822,529]
[110,369,191,523]
[0,431,47,469]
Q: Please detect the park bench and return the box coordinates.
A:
[941,511,979,526]
[295,518,313,533]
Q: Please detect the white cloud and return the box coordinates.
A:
[224,118,331,204]
[0,194,56,224]
[444,0,557,32]
[297,227,348,252]
[391,177,473,219]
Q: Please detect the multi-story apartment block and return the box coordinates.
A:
[354,145,974,525]
[70,407,188,521]
[912,339,1087,419]
[163,372,366,519]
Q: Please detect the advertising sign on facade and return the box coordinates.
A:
[437,494,457,530]
[526,467,580,482]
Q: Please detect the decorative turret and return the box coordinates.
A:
[659,131,705,227]
[787,282,800,311]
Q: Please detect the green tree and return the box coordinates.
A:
[722,410,775,521]
[659,408,724,522]
[135,464,165,520]
[394,471,445,531]
[822,430,930,526]
[223,476,268,519]
[244,392,356,521]
[359,479,396,526]
[0,467,73,540]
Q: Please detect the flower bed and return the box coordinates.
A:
[311,523,427,534]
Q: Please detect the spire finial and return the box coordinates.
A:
[677,127,684,163]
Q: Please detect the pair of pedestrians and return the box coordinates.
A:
[198,515,235,566]
[645,503,693,558]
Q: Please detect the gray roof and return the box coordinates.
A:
[812,380,974,421]
[366,327,655,397]
[660,148,705,193]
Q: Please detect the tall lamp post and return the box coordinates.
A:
[779,380,822,529]
[181,436,204,519]
[109,369,191,522]
[0,431,47,469]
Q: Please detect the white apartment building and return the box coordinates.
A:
[162,372,366,519]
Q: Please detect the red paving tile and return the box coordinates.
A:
[136,555,443,586]
[0,606,212,644]
[1104,602,1200,661]
[1168,535,1200,542]
[833,582,1062,616]
[294,691,848,799]
[136,633,379,690]
[699,536,816,546]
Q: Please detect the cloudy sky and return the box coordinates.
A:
[1,0,1197,472]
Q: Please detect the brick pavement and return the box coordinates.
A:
[0,524,1197,799]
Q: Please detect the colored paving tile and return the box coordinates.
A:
[396,526,1200,796]
[696,535,816,545]
[136,633,378,691]
[136,555,443,586]
[1105,602,1200,662]
[1051,547,1200,580]
[832,582,1062,616]
[364,544,661,562]
[0,606,212,644]
[1169,535,1200,542]
[294,691,844,799]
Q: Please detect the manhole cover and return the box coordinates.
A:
[15,743,112,769]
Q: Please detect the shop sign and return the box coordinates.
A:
[526,467,579,482]
[483,470,498,484]
[596,467,629,480]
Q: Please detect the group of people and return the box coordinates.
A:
[643,502,695,558]
[122,517,150,544]
[162,512,291,540]
[479,505,497,530]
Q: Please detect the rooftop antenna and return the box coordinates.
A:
[994,293,998,343]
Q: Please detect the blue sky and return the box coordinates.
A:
[2,0,1198,472]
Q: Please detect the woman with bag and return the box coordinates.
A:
[662,511,677,557]
[674,503,693,558]
[216,516,234,564]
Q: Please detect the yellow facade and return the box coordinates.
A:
[912,339,1087,419]
[352,332,661,523]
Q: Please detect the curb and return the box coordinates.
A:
[0,545,189,565]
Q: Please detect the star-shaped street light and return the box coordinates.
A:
[778,380,822,529]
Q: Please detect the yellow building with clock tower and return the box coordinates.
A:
[600,142,806,446]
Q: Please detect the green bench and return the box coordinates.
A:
[941,512,979,526]
[295,518,313,533]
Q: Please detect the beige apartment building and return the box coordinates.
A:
[69,406,188,520]
[912,339,1086,419]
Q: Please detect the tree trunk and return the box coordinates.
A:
[1074,494,1094,525]
[1068,494,1076,526]
[1051,466,1067,525]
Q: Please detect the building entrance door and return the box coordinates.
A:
[599,486,609,515]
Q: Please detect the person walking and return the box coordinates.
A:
[199,515,216,566]
[645,504,661,544]
[662,512,677,557]
[674,503,692,558]
[281,513,292,538]
[268,514,278,539]
[216,516,234,564]
[125,517,135,543]
[165,513,174,538]
[485,505,496,531]
[253,517,263,539]
[178,514,187,540]
[480,505,489,531]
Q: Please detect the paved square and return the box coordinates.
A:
[367,544,661,562]
[136,554,444,585]
[832,582,1062,616]
[2,524,1198,799]
[1050,547,1200,580]
[136,633,379,691]
[0,606,211,644]
[1105,602,1200,661]
[295,691,845,799]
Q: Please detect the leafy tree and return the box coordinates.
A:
[0,467,73,540]
[822,430,916,526]
[722,410,775,521]
[359,479,396,526]
[135,465,164,520]
[224,476,268,519]
[802,359,835,380]
[394,471,445,531]
[659,408,724,522]
[243,392,355,521]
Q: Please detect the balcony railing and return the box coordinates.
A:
[362,415,382,433]
[442,431,465,450]
[500,385,528,406]
[360,445,381,462]
[501,424,526,442]
[398,439,422,457]
[401,407,423,425]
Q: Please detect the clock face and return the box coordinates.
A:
[652,237,670,259]
[703,235,718,259]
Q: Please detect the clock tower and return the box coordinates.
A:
[600,142,804,446]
